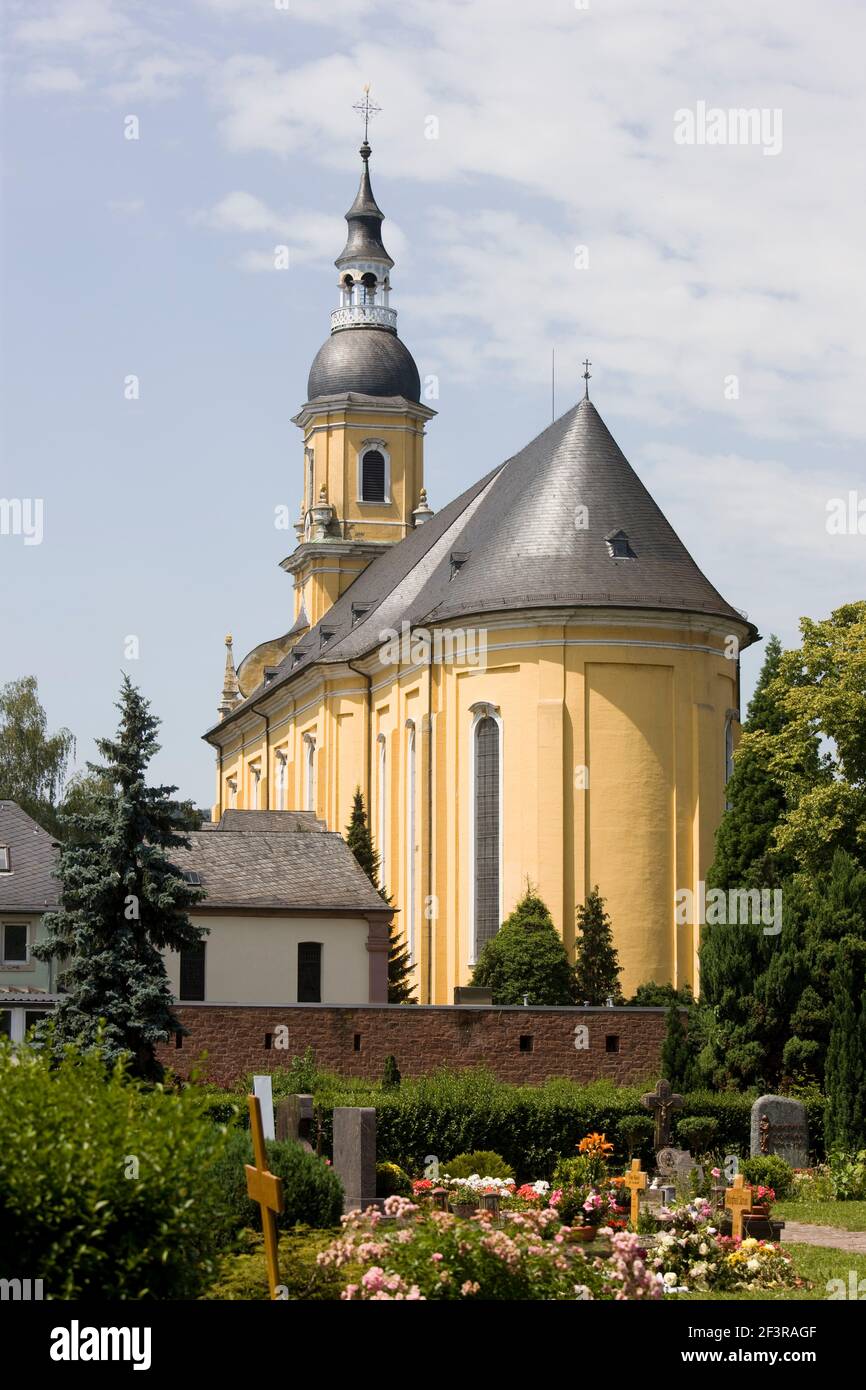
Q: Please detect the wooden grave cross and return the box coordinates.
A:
[622,1158,647,1227]
[724,1173,752,1240]
[245,1094,285,1299]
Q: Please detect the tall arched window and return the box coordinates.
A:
[227,778,237,809]
[377,733,387,893]
[470,704,502,963]
[275,751,287,811]
[405,721,416,963]
[249,765,260,810]
[361,449,386,502]
[303,735,316,812]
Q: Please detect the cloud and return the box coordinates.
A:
[23,66,86,93]
[197,190,407,269]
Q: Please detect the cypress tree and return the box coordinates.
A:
[660,999,695,1091]
[573,887,623,1005]
[470,887,577,1005]
[344,787,415,1003]
[824,957,863,1152]
[33,677,204,1080]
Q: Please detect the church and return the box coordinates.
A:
[203,132,757,1005]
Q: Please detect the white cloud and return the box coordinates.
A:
[23,66,86,93]
[198,190,407,268]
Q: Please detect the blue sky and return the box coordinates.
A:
[3,0,864,807]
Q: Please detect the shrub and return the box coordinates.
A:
[677,1116,720,1154]
[618,1115,655,1156]
[741,1155,794,1199]
[211,1132,344,1238]
[0,1037,230,1299]
[829,1149,866,1201]
[443,1150,515,1180]
[382,1055,402,1089]
[376,1161,412,1197]
[204,1228,344,1301]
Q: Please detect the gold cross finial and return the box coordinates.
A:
[353,84,381,144]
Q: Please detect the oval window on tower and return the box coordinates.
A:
[361,448,386,502]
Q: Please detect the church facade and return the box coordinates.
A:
[204,137,757,1004]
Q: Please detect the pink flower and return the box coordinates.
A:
[461,1280,480,1296]
[711,1167,721,1178]
[431,1252,443,1262]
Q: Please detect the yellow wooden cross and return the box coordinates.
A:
[724,1173,752,1240]
[622,1158,647,1227]
[245,1094,285,1299]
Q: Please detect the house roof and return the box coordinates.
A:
[169,830,391,915]
[214,810,326,833]
[208,397,757,736]
[0,801,60,913]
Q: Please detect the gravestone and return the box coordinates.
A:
[252,1075,275,1141]
[332,1107,377,1214]
[658,1146,702,1199]
[641,1080,684,1149]
[275,1093,314,1151]
[750,1095,809,1167]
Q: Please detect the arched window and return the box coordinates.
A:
[275,751,287,811]
[377,733,387,893]
[405,721,416,963]
[471,705,502,962]
[297,942,322,1003]
[361,271,377,304]
[304,735,316,813]
[227,778,237,809]
[249,765,260,810]
[361,449,386,502]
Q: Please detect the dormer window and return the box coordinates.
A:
[0,846,9,873]
[320,629,335,650]
[351,602,371,627]
[361,448,387,502]
[605,529,636,559]
[181,870,203,886]
[450,551,469,579]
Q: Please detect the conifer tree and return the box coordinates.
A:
[824,957,864,1152]
[660,999,696,1091]
[470,887,577,1005]
[33,677,204,1079]
[344,788,415,1003]
[573,887,623,1005]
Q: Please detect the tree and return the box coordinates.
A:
[344,788,415,1003]
[824,957,865,1152]
[573,887,623,1005]
[0,676,74,835]
[470,887,577,1005]
[627,981,694,1007]
[661,1000,696,1091]
[33,677,205,1080]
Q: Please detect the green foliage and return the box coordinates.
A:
[204,1228,344,1301]
[32,677,205,1080]
[829,1150,866,1201]
[618,1115,655,1156]
[376,1161,412,1197]
[661,1001,696,1090]
[741,1155,794,1199]
[0,675,75,836]
[628,981,694,1007]
[211,1131,344,1237]
[345,787,415,1002]
[573,887,623,1004]
[382,1054,402,1089]
[824,959,866,1152]
[0,1037,230,1298]
[676,1115,719,1154]
[443,1150,515,1180]
[470,887,577,1005]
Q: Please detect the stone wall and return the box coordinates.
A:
[156,1003,674,1088]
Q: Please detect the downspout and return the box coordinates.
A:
[347,659,373,803]
[426,658,433,1005]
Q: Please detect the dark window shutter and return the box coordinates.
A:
[361,450,386,502]
[474,716,500,958]
[179,941,206,1000]
[297,942,322,1003]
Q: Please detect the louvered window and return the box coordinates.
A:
[361,450,386,502]
[298,942,322,1003]
[474,716,500,957]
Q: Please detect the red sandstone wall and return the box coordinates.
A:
[156,1004,673,1088]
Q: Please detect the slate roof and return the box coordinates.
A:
[336,143,393,269]
[0,801,60,913]
[215,810,326,833]
[307,326,421,403]
[208,397,756,736]
[169,831,391,914]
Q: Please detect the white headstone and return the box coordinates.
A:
[253,1074,275,1141]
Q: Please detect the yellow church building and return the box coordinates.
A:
[204,134,757,1004]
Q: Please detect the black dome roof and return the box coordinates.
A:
[307,327,420,403]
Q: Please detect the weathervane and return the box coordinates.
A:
[582,357,592,400]
[353,84,381,144]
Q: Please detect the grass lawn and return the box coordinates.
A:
[678,1244,866,1301]
[775,1200,866,1232]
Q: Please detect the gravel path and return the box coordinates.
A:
[782,1221,866,1254]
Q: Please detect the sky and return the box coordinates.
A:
[2,0,864,808]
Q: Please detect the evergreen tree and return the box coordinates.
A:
[344,788,415,1003]
[0,676,75,836]
[824,956,865,1152]
[660,999,696,1090]
[33,677,204,1080]
[470,887,577,1005]
[573,887,623,1004]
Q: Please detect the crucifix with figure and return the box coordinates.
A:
[641,1079,684,1150]
[245,1094,285,1299]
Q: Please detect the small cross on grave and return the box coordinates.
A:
[622,1158,647,1227]
[724,1173,752,1240]
[245,1094,285,1299]
[640,1079,684,1150]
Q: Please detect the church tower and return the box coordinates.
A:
[282,132,436,636]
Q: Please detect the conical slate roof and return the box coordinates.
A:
[336,142,393,269]
[207,398,754,731]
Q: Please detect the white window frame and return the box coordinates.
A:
[0,845,10,872]
[275,751,287,811]
[227,777,238,809]
[405,720,416,964]
[2,921,29,966]
[0,1005,48,1043]
[303,734,317,813]
[357,440,391,504]
[468,701,504,967]
[249,764,261,810]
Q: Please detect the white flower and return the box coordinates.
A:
[746,1258,760,1272]
[664,1271,678,1286]
[699,1243,709,1255]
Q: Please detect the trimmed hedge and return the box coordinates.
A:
[211,1132,344,1239]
